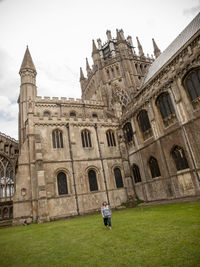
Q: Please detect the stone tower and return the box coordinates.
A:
[80,29,154,117]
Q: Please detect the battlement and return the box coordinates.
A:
[0,132,18,143]
[36,96,104,106]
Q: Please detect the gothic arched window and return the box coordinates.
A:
[137,110,152,140]
[156,93,175,119]
[88,170,98,191]
[43,111,51,119]
[81,129,92,148]
[106,130,116,147]
[149,156,161,178]
[92,113,98,118]
[0,156,14,198]
[123,122,134,144]
[70,111,76,118]
[114,167,123,188]
[171,146,189,171]
[52,129,63,148]
[132,164,142,183]
[184,68,200,102]
[57,172,68,195]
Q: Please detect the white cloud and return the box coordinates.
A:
[0,95,18,119]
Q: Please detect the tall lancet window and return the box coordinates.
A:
[52,129,63,148]
[137,110,152,140]
[171,146,189,171]
[184,68,200,102]
[81,129,92,148]
[88,170,98,191]
[0,156,14,199]
[114,167,123,188]
[106,130,116,147]
[57,172,68,195]
[149,156,161,178]
[123,122,134,144]
[156,92,176,127]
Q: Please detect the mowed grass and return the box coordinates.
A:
[0,202,200,267]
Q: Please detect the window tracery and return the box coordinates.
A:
[81,129,92,148]
[88,170,98,191]
[156,92,176,127]
[137,110,152,140]
[149,156,161,178]
[0,156,14,198]
[171,146,189,171]
[106,130,116,147]
[52,129,63,148]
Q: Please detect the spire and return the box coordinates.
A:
[152,38,161,58]
[86,58,91,76]
[136,37,144,57]
[20,46,36,73]
[92,39,98,55]
[80,67,85,81]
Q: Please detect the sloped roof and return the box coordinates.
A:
[20,46,36,72]
[142,12,200,85]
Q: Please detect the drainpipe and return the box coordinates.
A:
[66,123,80,215]
[168,84,200,185]
[94,123,110,204]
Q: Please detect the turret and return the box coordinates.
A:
[19,46,37,144]
[106,30,112,41]
[152,38,161,58]
[127,35,136,54]
[19,46,37,87]
[116,29,124,43]
[136,37,144,57]
[19,46,37,102]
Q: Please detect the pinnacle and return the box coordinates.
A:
[136,37,144,57]
[20,46,36,72]
[116,29,123,42]
[86,58,91,71]
[92,39,98,54]
[80,67,85,80]
[152,38,161,58]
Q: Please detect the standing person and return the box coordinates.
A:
[101,201,112,230]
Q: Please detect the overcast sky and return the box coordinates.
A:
[0,0,199,140]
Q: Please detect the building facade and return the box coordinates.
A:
[0,132,18,222]
[12,13,200,224]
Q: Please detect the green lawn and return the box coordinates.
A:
[1,202,200,267]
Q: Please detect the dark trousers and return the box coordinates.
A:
[103,217,111,227]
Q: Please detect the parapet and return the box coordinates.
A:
[36,96,104,106]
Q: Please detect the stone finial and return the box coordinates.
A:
[152,38,161,58]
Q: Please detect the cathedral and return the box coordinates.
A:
[1,13,200,224]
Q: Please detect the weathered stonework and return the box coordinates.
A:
[9,13,200,224]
